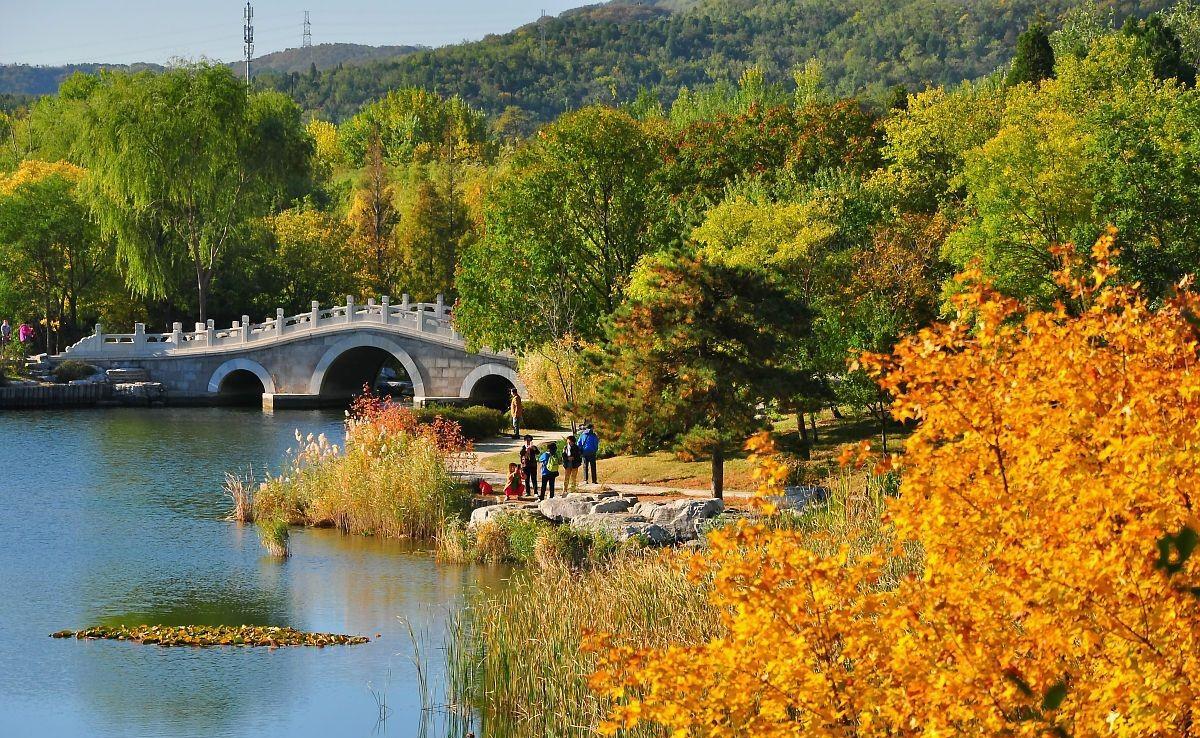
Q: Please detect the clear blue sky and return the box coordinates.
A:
[0,0,585,66]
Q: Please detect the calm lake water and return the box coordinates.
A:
[0,407,506,738]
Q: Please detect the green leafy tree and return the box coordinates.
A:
[949,34,1200,301]
[875,79,1007,214]
[1051,2,1114,60]
[1125,13,1197,86]
[1163,0,1200,68]
[593,253,811,498]
[1007,20,1056,86]
[267,206,356,313]
[455,106,665,352]
[77,64,313,322]
[398,171,471,301]
[339,87,489,166]
[0,163,110,353]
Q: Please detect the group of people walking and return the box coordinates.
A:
[503,423,600,500]
[0,319,35,347]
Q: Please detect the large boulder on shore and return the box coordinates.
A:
[537,497,595,522]
[646,498,724,540]
[569,513,674,545]
[469,502,544,527]
[590,497,634,514]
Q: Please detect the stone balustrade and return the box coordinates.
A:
[60,294,461,360]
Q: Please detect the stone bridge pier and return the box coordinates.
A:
[56,295,525,410]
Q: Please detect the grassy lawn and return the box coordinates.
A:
[478,410,910,491]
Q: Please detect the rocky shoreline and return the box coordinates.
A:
[470,491,733,546]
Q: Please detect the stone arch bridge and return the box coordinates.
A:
[57,295,524,410]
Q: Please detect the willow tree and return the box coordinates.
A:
[78,64,312,321]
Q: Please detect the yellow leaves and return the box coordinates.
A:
[305,118,340,166]
[590,232,1200,737]
[0,159,86,195]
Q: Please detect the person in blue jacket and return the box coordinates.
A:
[538,441,560,500]
[577,423,599,484]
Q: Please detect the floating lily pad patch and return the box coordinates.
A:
[50,624,370,647]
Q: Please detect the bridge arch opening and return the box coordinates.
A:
[459,363,526,410]
[318,347,413,401]
[217,370,268,405]
[308,336,428,404]
[207,358,276,406]
[469,374,517,410]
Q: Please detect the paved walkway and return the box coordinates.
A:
[462,429,754,500]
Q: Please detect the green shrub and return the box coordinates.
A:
[415,405,504,440]
[435,511,618,568]
[256,517,290,558]
[52,360,97,383]
[498,512,550,563]
[512,401,559,430]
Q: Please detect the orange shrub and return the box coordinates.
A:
[589,232,1200,737]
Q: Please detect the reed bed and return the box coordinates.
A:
[248,429,470,540]
[448,550,718,737]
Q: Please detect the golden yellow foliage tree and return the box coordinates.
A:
[590,231,1200,737]
[0,159,85,195]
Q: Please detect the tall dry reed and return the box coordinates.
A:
[448,550,718,737]
[251,429,469,540]
[223,471,255,523]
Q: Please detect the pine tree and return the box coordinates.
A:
[1124,14,1197,87]
[1007,20,1056,86]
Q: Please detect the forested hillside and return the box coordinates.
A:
[0,63,164,97]
[260,0,1170,121]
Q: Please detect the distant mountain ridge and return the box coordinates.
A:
[247,43,426,75]
[0,42,424,96]
[0,0,1171,121]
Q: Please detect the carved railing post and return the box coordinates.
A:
[401,293,410,310]
[133,323,147,352]
[311,301,320,329]
[275,308,285,337]
[381,295,391,325]
[346,295,355,324]
[367,297,376,323]
[206,319,215,346]
[171,322,182,346]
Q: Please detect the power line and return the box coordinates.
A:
[243,1,255,83]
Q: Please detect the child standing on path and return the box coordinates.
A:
[561,435,583,493]
[539,441,560,500]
